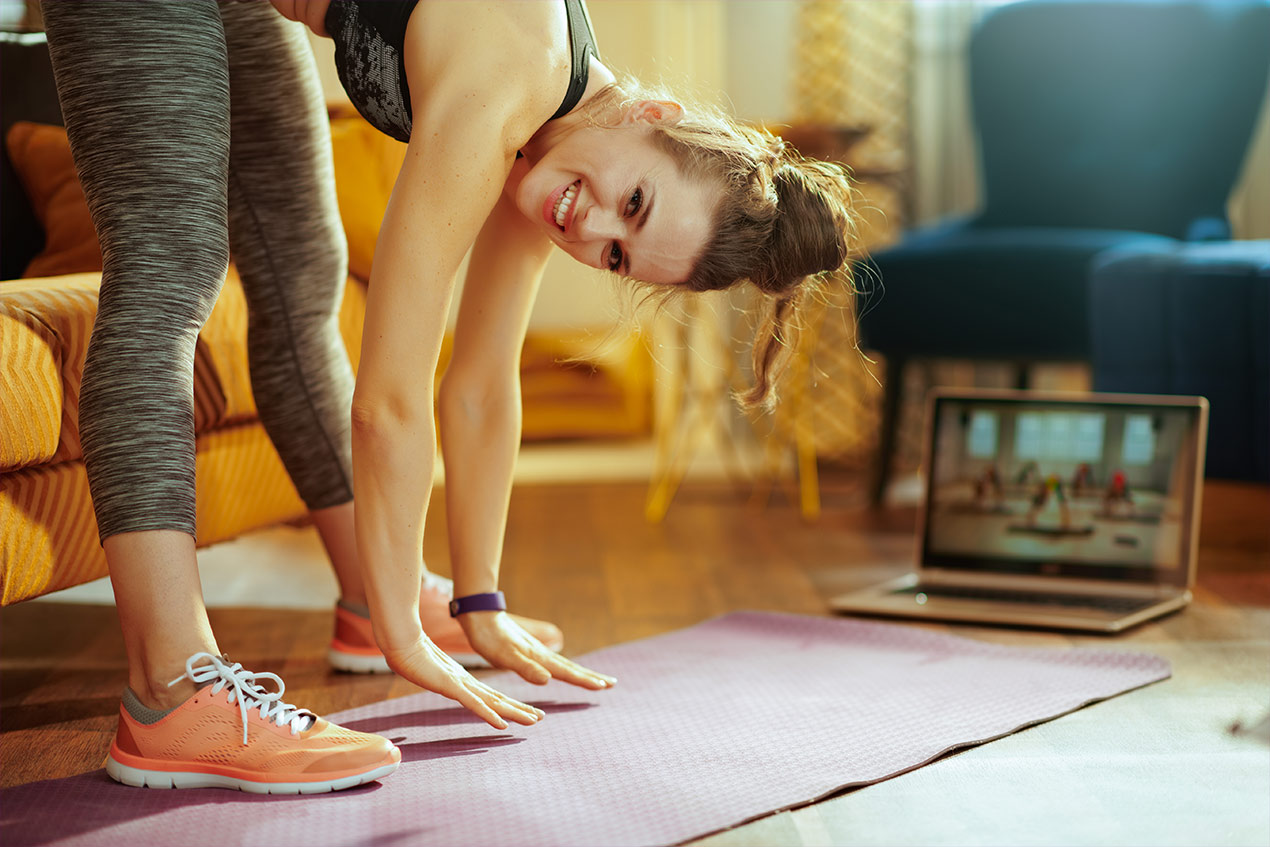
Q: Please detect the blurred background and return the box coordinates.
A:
[3,0,1267,607]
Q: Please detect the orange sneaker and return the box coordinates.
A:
[106,653,400,793]
[328,572,564,673]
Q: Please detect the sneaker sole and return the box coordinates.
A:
[105,755,399,794]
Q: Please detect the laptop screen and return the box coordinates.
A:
[921,391,1207,585]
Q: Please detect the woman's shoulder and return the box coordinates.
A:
[403,1,571,133]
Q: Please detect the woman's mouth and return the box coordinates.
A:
[545,180,580,232]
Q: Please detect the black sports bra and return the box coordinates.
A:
[550,0,599,120]
[326,0,599,143]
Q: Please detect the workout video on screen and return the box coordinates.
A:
[926,402,1196,569]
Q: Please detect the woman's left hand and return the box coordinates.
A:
[459,611,617,690]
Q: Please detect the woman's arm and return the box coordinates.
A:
[351,25,547,727]
[440,176,615,689]
[440,180,550,603]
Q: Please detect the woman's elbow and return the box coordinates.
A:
[351,391,434,441]
[437,373,518,430]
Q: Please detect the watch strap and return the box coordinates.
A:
[448,591,506,618]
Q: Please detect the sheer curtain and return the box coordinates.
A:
[1230,90,1270,239]
[908,0,1006,226]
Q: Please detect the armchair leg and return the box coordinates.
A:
[871,355,906,508]
[1014,363,1031,391]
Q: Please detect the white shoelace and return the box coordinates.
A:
[168,652,316,745]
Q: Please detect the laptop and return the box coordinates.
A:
[830,388,1209,633]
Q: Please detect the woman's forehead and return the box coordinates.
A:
[630,170,718,285]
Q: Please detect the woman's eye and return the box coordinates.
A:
[607,242,623,271]
[625,188,642,216]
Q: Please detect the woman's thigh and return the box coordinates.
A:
[43,0,231,281]
[221,0,346,294]
[41,0,232,540]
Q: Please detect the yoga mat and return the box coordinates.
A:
[1,611,1169,847]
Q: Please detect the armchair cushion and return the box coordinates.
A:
[1090,239,1270,482]
[862,221,1173,360]
[0,275,99,472]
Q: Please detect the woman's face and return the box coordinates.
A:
[515,103,718,286]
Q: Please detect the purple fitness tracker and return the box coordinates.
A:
[448,591,507,618]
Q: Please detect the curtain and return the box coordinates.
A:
[908,0,1002,225]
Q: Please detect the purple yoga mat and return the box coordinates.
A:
[2,611,1169,847]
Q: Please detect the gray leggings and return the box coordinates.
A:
[42,0,355,542]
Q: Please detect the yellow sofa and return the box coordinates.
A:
[0,108,650,606]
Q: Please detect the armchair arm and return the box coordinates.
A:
[1184,216,1231,242]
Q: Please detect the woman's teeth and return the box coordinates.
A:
[554,181,579,228]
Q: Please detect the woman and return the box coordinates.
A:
[41,0,856,793]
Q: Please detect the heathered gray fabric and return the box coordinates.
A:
[42,0,355,542]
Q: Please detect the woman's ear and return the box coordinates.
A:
[623,100,685,126]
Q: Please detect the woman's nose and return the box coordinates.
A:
[575,205,623,242]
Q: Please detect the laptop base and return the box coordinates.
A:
[829,575,1190,634]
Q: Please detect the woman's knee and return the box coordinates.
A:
[97,241,230,332]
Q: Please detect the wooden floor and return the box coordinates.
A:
[2,473,1268,846]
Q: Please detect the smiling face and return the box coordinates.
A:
[514,106,719,286]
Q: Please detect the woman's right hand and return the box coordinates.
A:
[380,634,545,730]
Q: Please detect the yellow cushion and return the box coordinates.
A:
[0,295,63,470]
[329,115,406,282]
[0,275,101,471]
[0,421,315,605]
[198,267,252,423]
[4,122,102,278]
[0,459,103,604]
[193,422,306,543]
[0,273,239,470]
[197,266,369,422]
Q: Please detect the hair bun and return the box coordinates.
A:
[753,161,851,295]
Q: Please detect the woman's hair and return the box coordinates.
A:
[583,80,861,412]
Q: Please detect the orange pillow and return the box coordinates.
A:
[5,121,102,278]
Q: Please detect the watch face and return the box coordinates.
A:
[448,599,461,617]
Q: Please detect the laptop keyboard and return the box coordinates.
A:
[891,585,1156,615]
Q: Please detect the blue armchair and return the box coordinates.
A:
[858,0,1270,504]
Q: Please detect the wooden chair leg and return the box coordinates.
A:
[871,355,905,508]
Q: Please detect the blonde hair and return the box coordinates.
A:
[583,81,860,411]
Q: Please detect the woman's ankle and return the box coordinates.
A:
[128,673,198,712]
[126,646,219,711]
